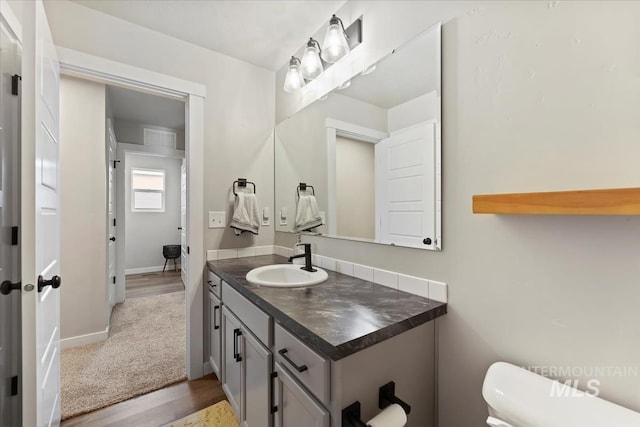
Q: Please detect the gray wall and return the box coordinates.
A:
[113,119,186,150]
[44,0,276,254]
[124,153,182,272]
[276,1,640,426]
[59,76,108,340]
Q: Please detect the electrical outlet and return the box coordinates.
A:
[208,211,226,228]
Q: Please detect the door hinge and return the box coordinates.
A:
[113,160,121,168]
[187,246,190,255]
[112,276,116,284]
[113,218,116,227]
[10,376,18,396]
[11,226,18,246]
[11,75,21,96]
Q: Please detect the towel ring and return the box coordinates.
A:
[297,182,315,198]
[233,178,256,196]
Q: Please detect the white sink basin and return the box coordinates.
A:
[246,264,328,288]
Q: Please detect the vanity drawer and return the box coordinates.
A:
[274,322,330,404]
[221,281,272,347]
[207,271,222,298]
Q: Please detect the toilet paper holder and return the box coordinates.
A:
[341,381,412,427]
[379,381,411,415]
[342,401,368,427]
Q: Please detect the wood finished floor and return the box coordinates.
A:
[61,374,226,427]
[125,270,185,299]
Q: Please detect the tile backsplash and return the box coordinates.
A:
[206,245,448,303]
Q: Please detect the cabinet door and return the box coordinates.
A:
[274,363,329,427]
[243,328,272,427]
[222,306,243,419]
[209,292,222,377]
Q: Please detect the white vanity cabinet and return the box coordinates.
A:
[221,281,273,427]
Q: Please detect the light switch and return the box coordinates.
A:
[262,207,270,226]
[280,207,288,226]
[208,211,226,228]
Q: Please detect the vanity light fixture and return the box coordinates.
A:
[300,38,324,80]
[283,56,305,93]
[321,14,350,63]
[283,14,362,93]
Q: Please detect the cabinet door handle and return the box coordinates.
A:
[233,328,242,362]
[278,349,308,373]
[213,305,220,330]
[270,371,278,414]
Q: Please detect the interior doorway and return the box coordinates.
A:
[57,78,189,420]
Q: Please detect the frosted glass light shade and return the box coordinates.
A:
[283,57,305,93]
[300,40,324,80]
[321,17,350,63]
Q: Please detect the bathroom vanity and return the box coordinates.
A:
[207,254,446,427]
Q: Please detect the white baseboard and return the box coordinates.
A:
[125,265,180,275]
[61,326,109,350]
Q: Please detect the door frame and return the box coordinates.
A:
[57,47,206,380]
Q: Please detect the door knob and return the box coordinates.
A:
[38,275,61,293]
[0,281,21,295]
[423,238,432,245]
[109,236,116,242]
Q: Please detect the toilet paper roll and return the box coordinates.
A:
[366,403,407,427]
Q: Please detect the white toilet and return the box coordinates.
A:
[482,362,640,427]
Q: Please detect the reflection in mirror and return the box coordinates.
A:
[275,23,441,250]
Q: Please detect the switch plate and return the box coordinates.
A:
[262,207,270,226]
[208,211,226,228]
[279,207,288,226]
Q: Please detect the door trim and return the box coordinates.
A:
[57,47,206,380]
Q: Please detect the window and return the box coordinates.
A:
[131,169,165,212]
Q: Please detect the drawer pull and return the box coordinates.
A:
[278,348,308,373]
[213,305,220,330]
[233,328,243,362]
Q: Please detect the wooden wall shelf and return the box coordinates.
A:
[472,187,640,215]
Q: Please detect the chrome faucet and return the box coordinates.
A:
[288,243,316,272]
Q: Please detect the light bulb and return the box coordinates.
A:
[300,38,324,80]
[283,56,305,93]
[321,15,350,63]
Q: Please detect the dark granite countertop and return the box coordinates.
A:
[208,254,446,361]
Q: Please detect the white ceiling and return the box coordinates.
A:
[107,85,185,129]
[71,0,346,71]
[339,27,439,109]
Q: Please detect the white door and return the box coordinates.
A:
[180,158,186,284]
[107,121,117,309]
[375,121,436,249]
[0,12,22,427]
[21,2,62,426]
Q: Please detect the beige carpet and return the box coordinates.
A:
[165,400,240,427]
[61,291,186,420]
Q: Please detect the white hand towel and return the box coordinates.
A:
[230,192,260,235]
[295,195,323,232]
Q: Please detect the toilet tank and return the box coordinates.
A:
[482,362,640,427]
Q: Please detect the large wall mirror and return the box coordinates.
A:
[275,23,442,250]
